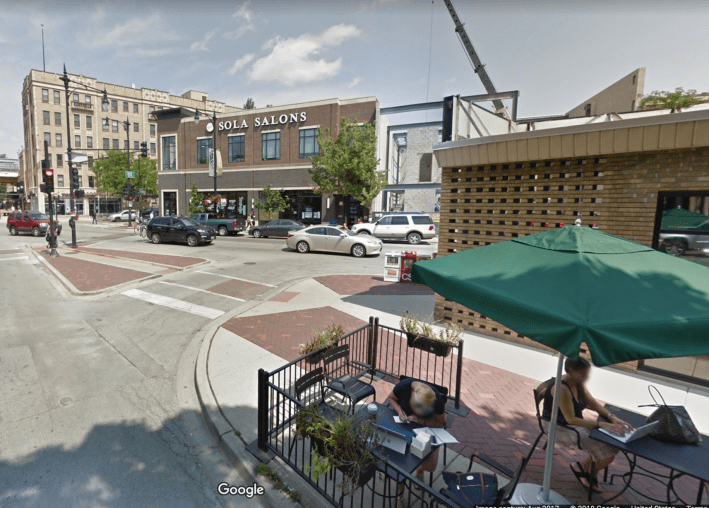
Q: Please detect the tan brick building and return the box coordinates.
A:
[20,69,238,215]
[434,100,709,387]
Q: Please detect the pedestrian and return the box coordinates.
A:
[45,223,53,249]
[149,211,154,221]
[250,211,256,227]
[92,210,98,224]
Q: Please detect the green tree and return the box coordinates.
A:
[243,97,255,109]
[92,150,158,198]
[188,184,205,215]
[308,118,385,208]
[254,184,289,220]
[640,88,708,112]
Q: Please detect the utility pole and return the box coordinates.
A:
[126,117,132,228]
[59,65,78,248]
[43,141,58,257]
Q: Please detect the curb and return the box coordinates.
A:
[75,247,211,272]
[28,247,163,297]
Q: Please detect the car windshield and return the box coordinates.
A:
[180,218,201,227]
[29,213,49,220]
[342,230,356,236]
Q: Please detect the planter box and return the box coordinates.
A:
[406,333,452,357]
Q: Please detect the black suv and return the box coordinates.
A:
[146,216,215,246]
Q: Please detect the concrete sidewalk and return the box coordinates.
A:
[196,275,709,506]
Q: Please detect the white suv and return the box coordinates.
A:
[351,214,436,244]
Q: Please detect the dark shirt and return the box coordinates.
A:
[542,378,587,425]
[392,378,445,417]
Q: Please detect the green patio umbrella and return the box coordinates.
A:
[411,226,709,501]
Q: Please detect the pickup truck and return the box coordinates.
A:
[190,213,246,236]
[659,207,709,256]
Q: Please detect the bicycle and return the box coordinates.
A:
[134,219,148,238]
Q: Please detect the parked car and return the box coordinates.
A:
[190,213,246,236]
[350,213,436,244]
[659,207,709,256]
[108,210,138,222]
[250,219,306,238]
[7,211,62,236]
[140,207,160,220]
[146,216,216,246]
[286,226,383,257]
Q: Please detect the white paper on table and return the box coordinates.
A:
[413,427,459,445]
[393,416,409,424]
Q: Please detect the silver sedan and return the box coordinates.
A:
[286,225,383,257]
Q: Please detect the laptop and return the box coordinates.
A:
[375,422,413,454]
[598,420,659,443]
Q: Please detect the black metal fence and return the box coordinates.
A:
[255,317,467,507]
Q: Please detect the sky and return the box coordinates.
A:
[1,0,709,158]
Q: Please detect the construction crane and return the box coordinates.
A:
[442,0,508,116]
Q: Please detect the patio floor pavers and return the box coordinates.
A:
[314,274,434,296]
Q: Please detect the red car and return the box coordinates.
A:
[6,211,62,237]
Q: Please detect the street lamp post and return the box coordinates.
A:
[106,116,133,227]
[194,108,218,216]
[60,64,109,247]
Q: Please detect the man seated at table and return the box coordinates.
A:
[543,357,632,493]
[386,379,446,505]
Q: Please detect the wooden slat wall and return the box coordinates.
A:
[435,146,709,370]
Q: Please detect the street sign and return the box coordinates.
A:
[125,171,135,179]
[128,202,133,208]
[67,152,88,164]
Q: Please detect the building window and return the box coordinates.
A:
[56,154,63,167]
[124,140,129,150]
[78,175,83,187]
[228,135,245,162]
[43,111,50,125]
[72,93,78,103]
[88,176,95,188]
[75,135,81,148]
[149,106,155,113]
[123,101,128,112]
[54,90,61,104]
[103,138,109,149]
[85,95,91,104]
[134,141,139,150]
[111,100,118,112]
[112,139,119,149]
[44,132,51,146]
[74,114,80,128]
[133,103,138,113]
[133,122,139,132]
[88,156,93,168]
[55,112,62,126]
[299,128,319,158]
[197,138,212,165]
[42,89,49,102]
[262,132,281,161]
[162,136,176,170]
[102,118,109,131]
[150,142,156,155]
[87,135,93,148]
[58,175,64,187]
[55,133,62,147]
[112,120,119,132]
[419,153,433,182]
[86,116,92,129]
[150,124,156,137]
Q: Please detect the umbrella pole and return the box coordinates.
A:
[542,353,566,502]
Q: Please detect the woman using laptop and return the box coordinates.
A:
[543,357,633,493]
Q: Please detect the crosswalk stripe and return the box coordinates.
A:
[121,289,224,319]
[158,281,245,302]
[195,270,276,287]
[0,254,30,261]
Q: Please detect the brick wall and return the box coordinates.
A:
[435,146,709,368]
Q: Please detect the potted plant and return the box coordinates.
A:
[298,324,345,364]
[401,313,462,357]
[294,404,383,495]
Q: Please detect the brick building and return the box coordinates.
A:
[433,100,709,387]
[153,97,378,224]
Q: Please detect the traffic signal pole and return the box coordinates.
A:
[43,141,58,257]
[126,118,132,228]
[60,66,78,248]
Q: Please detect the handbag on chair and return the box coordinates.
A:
[441,471,499,506]
[639,385,702,445]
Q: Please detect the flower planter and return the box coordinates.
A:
[406,332,452,357]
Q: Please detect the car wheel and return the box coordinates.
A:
[351,244,366,258]
[32,227,41,237]
[218,226,228,236]
[9,226,17,236]
[186,235,198,247]
[663,239,687,256]
[296,241,310,253]
[407,232,422,245]
[253,229,262,238]
[357,230,371,235]
[151,233,162,244]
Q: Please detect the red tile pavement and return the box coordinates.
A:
[269,291,299,302]
[37,251,153,291]
[222,307,367,362]
[79,247,205,268]
[209,279,269,301]
[315,275,434,296]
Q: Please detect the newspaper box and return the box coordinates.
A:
[384,252,401,282]
[400,251,417,283]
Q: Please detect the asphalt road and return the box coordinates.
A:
[0,220,437,507]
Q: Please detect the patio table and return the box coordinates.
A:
[590,404,709,505]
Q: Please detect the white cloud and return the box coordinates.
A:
[89,13,181,49]
[228,53,256,75]
[223,1,257,40]
[348,77,361,88]
[247,24,362,86]
[191,28,219,52]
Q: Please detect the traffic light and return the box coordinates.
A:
[42,161,54,193]
[70,168,79,189]
[127,183,134,201]
[140,142,148,158]
[122,184,129,200]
